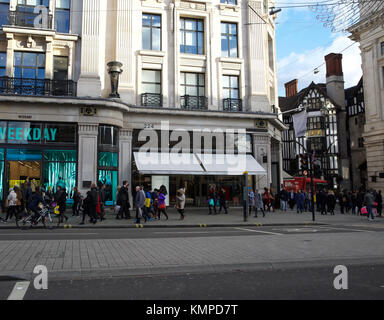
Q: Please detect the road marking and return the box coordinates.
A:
[7,281,30,300]
[234,227,283,236]
[153,230,242,234]
[0,233,99,236]
[316,226,375,233]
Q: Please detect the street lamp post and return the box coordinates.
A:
[243,171,249,222]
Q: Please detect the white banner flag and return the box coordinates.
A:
[292,110,308,138]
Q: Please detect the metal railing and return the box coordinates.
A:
[141,93,163,107]
[0,77,77,97]
[9,10,53,29]
[180,95,208,110]
[223,98,242,112]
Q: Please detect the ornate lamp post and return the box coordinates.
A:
[107,61,123,98]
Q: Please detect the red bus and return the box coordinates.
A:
[283,177,327,193]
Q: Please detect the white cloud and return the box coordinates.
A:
[277,35,362,96]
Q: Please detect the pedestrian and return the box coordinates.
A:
[248,188,255,216]
[117,181,131,219]
[295,190,305,213]
[280,187,288,212]
[263,188,270,212]
[135,186,146,223]
[72,187,81,216]
[80,191,94,225]
[218,187,228,214]
[318,189,327,215]
[4,188,17,222]
[98,184,106,221]
[143,188,153,220]
[152,188,159,219]
[364,189,375,221]
[208,185,217,215]
[375,190,382,217]
[254,190,265,218]
[89,183,99,224]
[288,190,296,210]
[158,189,168,220]
[176,188,186,220]
[14,185,24,217]
[54,185,68,223]
[28,187,45,224]
[327,190,336,215]
[269,188,275,212]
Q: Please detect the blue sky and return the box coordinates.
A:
[275,1,362,97]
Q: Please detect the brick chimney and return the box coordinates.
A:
[285,79,298,98]
[325,53,343,78]
[325,53,345,109]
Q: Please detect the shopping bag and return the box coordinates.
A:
[361,207,368,215]
[114,205,121,215]
[209,199,214,206]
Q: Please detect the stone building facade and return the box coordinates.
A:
[0,0,286,206]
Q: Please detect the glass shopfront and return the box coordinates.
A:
[0,121,77,203]
[132,129,254,206]
[97,125,119,205]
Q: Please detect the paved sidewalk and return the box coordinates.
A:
[0,207,381,229]
[1,228,383,281]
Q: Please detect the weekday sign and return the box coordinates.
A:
[0,126,57,142]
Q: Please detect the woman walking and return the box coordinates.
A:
[72,187,81,216]
[208,185,217,215]
[158,190,168,220]
[176,188,186,220]
[254,190,265,218]
[5,188,17,222]
[327,190,336,215]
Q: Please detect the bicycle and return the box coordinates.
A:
[15,203,59,229]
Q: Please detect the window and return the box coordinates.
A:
[180,72,206,109]
[381,41,384,56]
[17,0,49,28]
[221,22,238,58]
[180,72,205,97]
[180,18,204,55]
[142,70,161,94]
[0,0,9,26]
[14,52,45,95]
[268,35,274,70]
[99,125,119,147]
[0,52,6,77]
[142,13,161,51]
[223,75,239,100]
[221,0,236,4]
[55,0,70,33]
[43,149,77,194]
[142,69,162,107]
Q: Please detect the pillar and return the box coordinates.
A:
[119,129,133,206]
[78,123,98,195]
[253,133,272,191]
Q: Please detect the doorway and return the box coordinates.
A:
[7,161,41,191]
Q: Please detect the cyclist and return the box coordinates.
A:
[27,187,46,224]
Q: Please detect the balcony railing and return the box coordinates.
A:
[223,98,242,112]
[0,77,77,97]
[141,93,163,107]
[180,95,208,110]
[9,10,53,29]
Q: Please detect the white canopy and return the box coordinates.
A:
[134,152,266,176]
[196,153,266,176]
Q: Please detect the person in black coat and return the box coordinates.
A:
[90,183,99,223]
[117,181,131,219]
[80,191,94,225]
[327,191,336,215]
[72,187,81,217]
[54,186,68,223]
[318,189,327,215]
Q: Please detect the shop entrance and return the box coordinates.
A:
[7,160,41,191]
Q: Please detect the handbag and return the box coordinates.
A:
[159,203,166,209]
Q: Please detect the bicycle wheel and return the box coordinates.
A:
[16,214,33,230]
[42,213,54,229]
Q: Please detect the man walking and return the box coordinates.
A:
[135,186,146,224]
[117,181,131,219]
[280,187,288,212]
[364,189,375,221]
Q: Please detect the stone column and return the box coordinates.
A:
[253,133,272,190]
[77,0,103,97]
[119,129,133,207]
[78,123,99,195]
[6,33,14,77]
[45,36,53,79]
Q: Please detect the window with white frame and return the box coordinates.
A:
[55,0,70,33]
[180,18,204,55]
[142,13,161,51]
[0,0,9,26]
[221,22,238,58]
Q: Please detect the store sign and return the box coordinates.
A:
[0,126,57,142]
[307,129,325,137]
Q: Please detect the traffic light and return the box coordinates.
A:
[300,154,308,174]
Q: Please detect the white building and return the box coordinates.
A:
[0,0,286,207]
[349,2,384,191]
